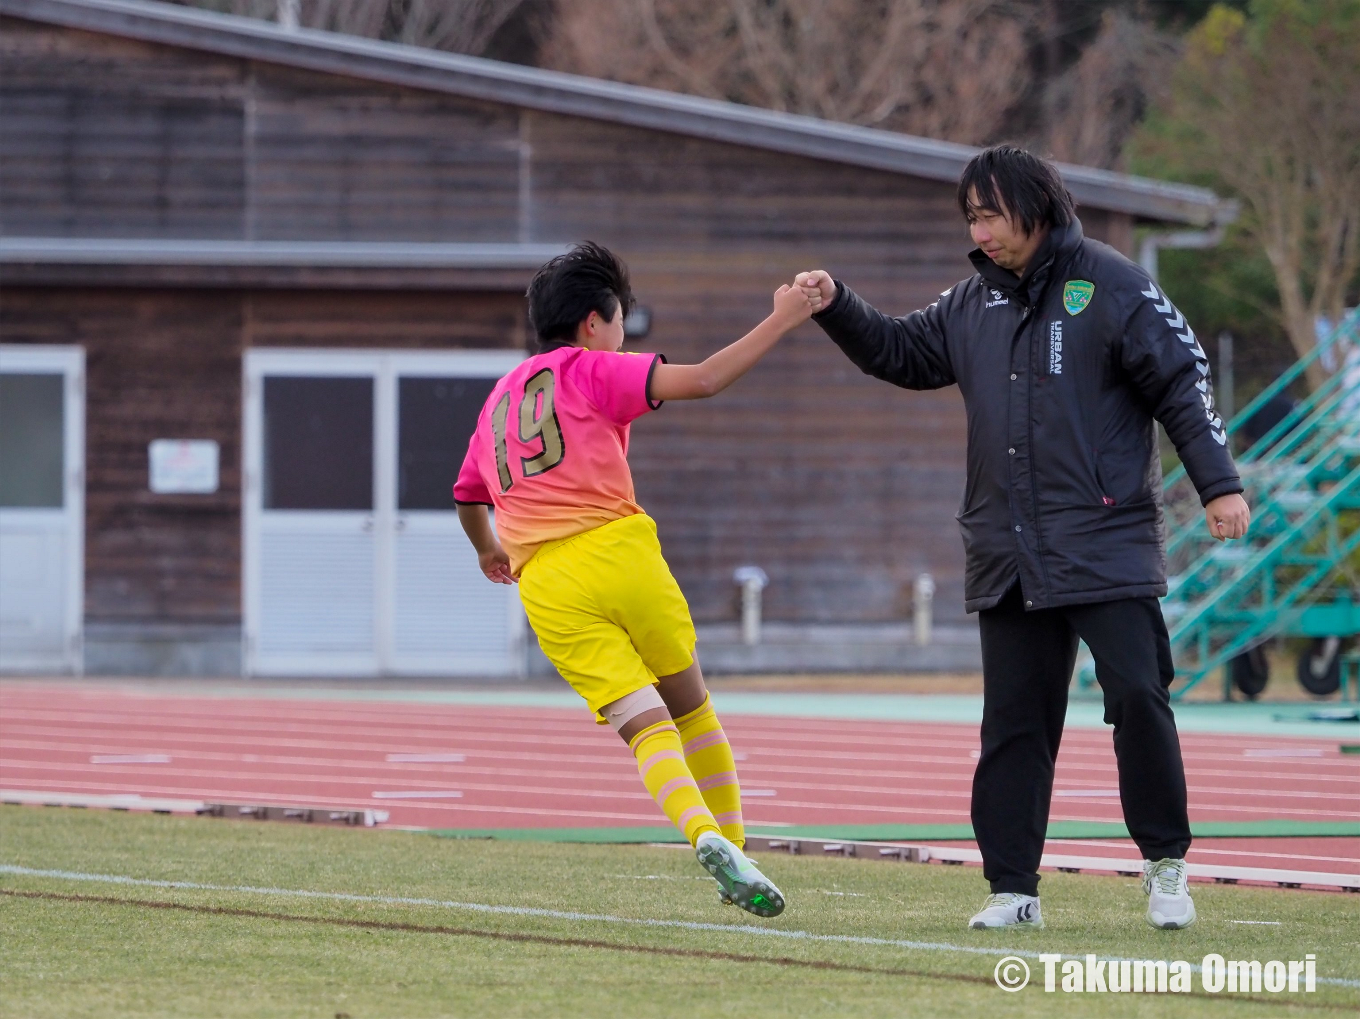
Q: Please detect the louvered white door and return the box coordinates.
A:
[0,346,84,674]
[244,350,524,678]
[385,363,523,675]
[389,513,523,674]
[245,359,380,676]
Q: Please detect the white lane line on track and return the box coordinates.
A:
[1244,748,1326,758]
[9,738,1356,789]
[372,791,463,800]
[1,864,1355,988]
[13,772,1356,828]
[6,695,1336,745]
[4,696,1350,747]
[7,764,1357,820]
[1053,789,1121,798]
[4,712,1310,765]
[10,749,1358,805]
[0,781,670,822]
[6,708,1344,762]
[387,754,465,763]
[90,754,171,764]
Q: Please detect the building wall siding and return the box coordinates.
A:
[0,16,1142,636]
[0,287,522,629]
[0,17,247,238]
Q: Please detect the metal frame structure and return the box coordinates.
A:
[1158,311,1360,699]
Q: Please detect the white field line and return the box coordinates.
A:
[1,864,1356,988]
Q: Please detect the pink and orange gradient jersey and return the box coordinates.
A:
[454,345,663,573]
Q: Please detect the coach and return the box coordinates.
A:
[796,146,1250,932]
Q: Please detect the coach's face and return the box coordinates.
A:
[966,187,1046,276]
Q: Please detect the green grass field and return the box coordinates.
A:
[1,806,1356,1018]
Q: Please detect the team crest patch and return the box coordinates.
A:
[1063,280,1095,316]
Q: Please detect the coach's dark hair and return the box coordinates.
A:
[957,146,1075,236]
[526,241,635,352]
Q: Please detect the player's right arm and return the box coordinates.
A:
[453,426,516,584]
[455,504,515,584]
[796,269,956,390]
[648,284,812,401]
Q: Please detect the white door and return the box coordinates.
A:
[0,346,84,674]
[243,349,524,677]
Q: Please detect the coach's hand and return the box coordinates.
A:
[1205,493,1250,541]
[794,270,836,313]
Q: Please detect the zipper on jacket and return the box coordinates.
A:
[1017,306,1055,601]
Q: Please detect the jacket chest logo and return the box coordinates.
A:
[1048,321,1063,375]
[985,288,1009,308]
[1063,280,1095,316]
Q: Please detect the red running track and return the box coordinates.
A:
[2,683,1357,877]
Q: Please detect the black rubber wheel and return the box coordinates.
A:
[1296,638,1343,696]
[1230,645,1270,699]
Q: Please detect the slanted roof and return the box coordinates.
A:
[2,0,1234,228]
[0,238,569,288]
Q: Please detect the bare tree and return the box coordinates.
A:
[174,0,527,55]
[1038,10,1180,170]
[542,0,1033,145]
[1156,2,1360,388]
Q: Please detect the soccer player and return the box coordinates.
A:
[454,242,810,918]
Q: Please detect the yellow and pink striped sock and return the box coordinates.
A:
[674,695,745,847]
[628,720,721,846]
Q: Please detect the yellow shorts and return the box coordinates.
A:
[518,513,697,722]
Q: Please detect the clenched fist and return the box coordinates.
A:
[794,270,836,313]
[1205,493,1250,541]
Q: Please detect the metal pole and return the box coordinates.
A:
[913,573,935,647]
[733,566,768,646]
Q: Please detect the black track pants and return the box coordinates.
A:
[971,584,1191,896]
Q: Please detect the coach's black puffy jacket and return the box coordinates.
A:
[813,218,1242,613]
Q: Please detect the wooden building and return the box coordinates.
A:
[0,0,1233,676]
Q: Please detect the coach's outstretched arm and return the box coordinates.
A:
[796,270,956,391]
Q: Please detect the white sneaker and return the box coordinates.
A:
[968,892,1044,930]
[1144,858,1197,929]
[695,832,785,918]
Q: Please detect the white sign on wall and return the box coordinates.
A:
[149,439,219,494]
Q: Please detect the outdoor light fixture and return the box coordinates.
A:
[624,306,652,339]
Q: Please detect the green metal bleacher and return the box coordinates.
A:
[1080,309,1360,700]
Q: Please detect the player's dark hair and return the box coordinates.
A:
[957,146,1075,236]
[526,241,635,352]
